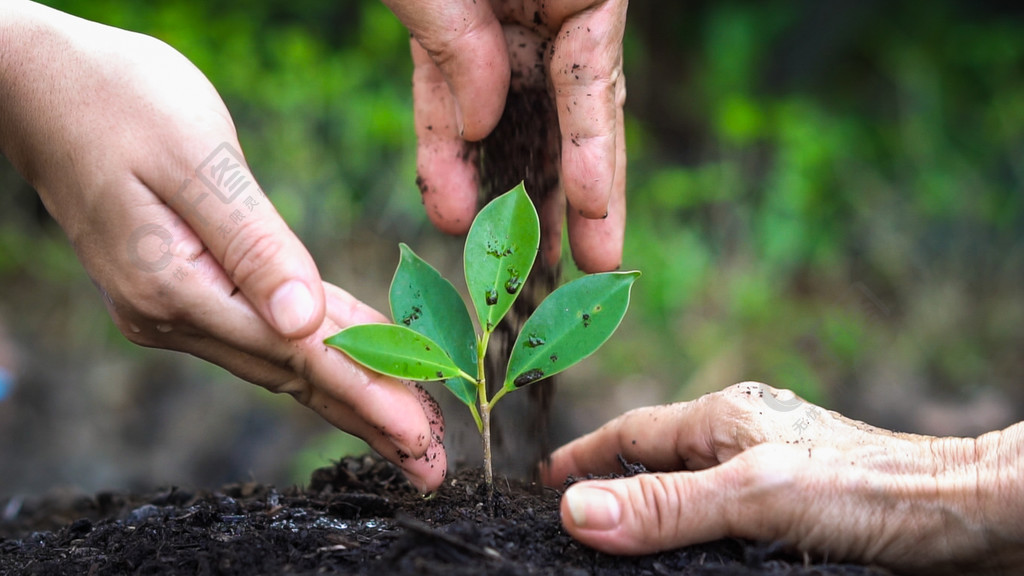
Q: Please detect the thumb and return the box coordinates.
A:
[382,0,509,140]
[559,472,731,556]
[149,139,325,338]
[559,446,810,555]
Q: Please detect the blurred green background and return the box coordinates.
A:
[1,0,1022,496]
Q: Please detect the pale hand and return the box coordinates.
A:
[0,1,445,491]
[544,382,1024,575]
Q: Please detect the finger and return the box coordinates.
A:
[303,381,448,492]
[560,472,732,555]
[566,106,625,272]
[543,404,713,486]
[139,131,325,340]
[121,234,436,463]
[384,0,509,141]
[138,316,448,491]
[559,445,806,556]
[549,1,627,219]
[410,39,479,235]
[544,386,780,486]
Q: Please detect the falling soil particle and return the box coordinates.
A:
[475,86,562,480]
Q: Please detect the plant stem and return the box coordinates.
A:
[476,331,493,486]
[479,395,493,486]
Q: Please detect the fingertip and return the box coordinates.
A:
[567,215,624,273]
[570,243,623,274]
[268,278,325,338]
[567,181,625,273]
[561,474,726,556]
[563,483,623,532]
[416,161,478,235]
[559,480,641,555]
[423,192,476,236]
[398,436,448,493]
[541,446,576,487]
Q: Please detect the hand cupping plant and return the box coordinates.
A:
[325,183,638,485]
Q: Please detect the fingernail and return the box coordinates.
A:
[269,280,315,335]
[565,485,621,531]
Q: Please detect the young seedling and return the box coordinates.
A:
[325,182,639,486]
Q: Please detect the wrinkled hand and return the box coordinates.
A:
[382,0,627,272]
[0,2,445,491]
[543,382,1024,575]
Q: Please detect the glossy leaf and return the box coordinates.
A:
[389,243,478,405]
[464,182,540,334]
[325,324,466,383]
[504,271,640,390]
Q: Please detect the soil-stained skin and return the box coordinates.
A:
[409,381,447,479]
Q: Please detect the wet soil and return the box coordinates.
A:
[0,455,893,575]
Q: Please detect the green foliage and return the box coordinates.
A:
[464,183,540,333]
[505,272,640,391]
[323,324,466,383]
[325,183,637,482]
[389,244,478,404]
[620,1,1024,408]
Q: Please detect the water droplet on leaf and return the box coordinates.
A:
[485,288,498,305]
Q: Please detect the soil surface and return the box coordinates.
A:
[1,455,894,575]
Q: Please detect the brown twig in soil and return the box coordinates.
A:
[394,513,502,560]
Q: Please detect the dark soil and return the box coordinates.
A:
[0,455,894,575]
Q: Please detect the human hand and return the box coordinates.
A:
[0,2,446,491]
[543,382,1024,574]
[382,0,627,272]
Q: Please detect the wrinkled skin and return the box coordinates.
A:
[382,0,628,273]
[544,383,1024,575]
[0,1,445,490]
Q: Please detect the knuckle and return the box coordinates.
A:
[268,375,313,405]
[221,219,284,288]
[737,445,801,494]
[628,474,683,541]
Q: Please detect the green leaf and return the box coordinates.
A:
[325,324,466,382]
[389,243,478,405]
[504,271,640,390]
[464,182,540,334]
